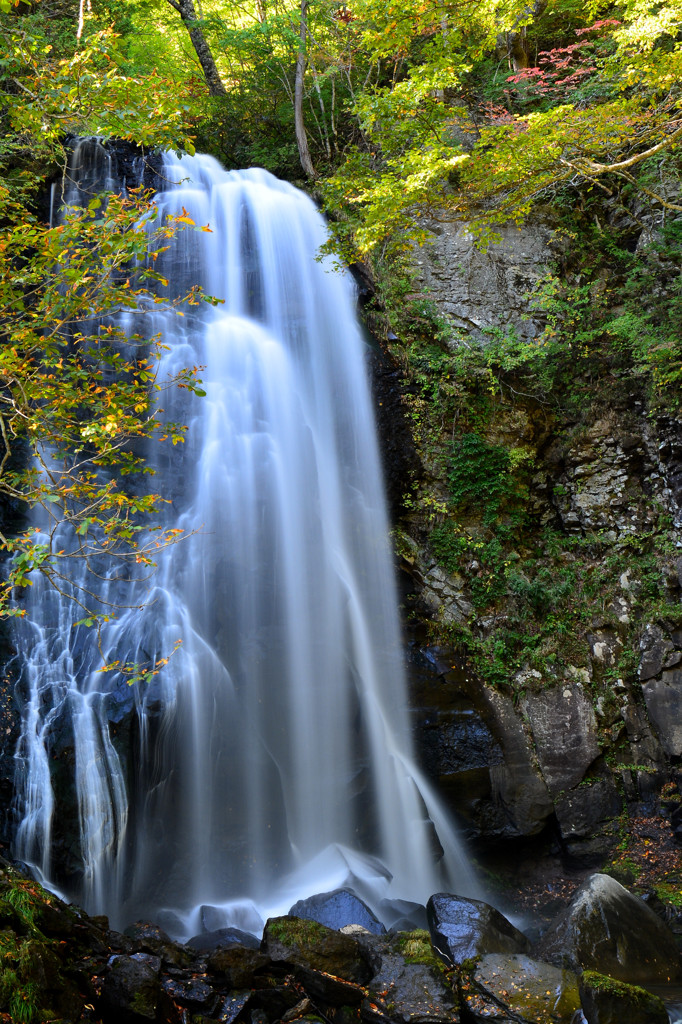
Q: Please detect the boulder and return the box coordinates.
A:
[187,926,260,952]
[123,920,192,967]
[553,777,622,859]
[98,953,167,1023]
[363,932,459,1024]
[161,973,217,1012]
[535,873,682,983]
[378,898,428,932]
[261,915,371,983]
[460,953,580,1023]
[294,963,366,1005]
[207,945,271,987]
[521,684,600,796]
[426,893,530,966]
[579,970,668,1024]
[216,991,252,1024]
[289,888,386,934]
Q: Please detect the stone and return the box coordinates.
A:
[378,898,428,932]
[289,888,386,934]
[579,970,668,1024]
[521,684,600,796]
[207,946,271,987]
[535,873,682,984]
[554,778,622,858]
[294,963,366,1005]
[187,926,261,952]
[99,954,167,1023]
[161,973,217,1011]
[426,893,530,966]
[365,950,459,1023]
[634,622,671,679]
[123,920,192,966]
[482,687,554,837]
[217,991,252,1024]
[460,953,580,1023]
[411,217,554,342]
[261,916,371,983]
[250,983,303,1020]
[642,669,682,756]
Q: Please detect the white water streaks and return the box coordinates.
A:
[12,143,479,937]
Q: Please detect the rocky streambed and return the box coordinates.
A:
[2,854,682,1024]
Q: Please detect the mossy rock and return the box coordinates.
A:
[536,873,681,984]
[262,916,371,984]
[461,953,580,1023]
[579,970,668,1024]
[392,930,447,973]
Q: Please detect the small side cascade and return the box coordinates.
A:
[11,139,479,938]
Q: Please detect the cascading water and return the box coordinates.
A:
[11,140,478,938]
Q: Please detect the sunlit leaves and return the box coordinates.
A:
[0,185,206,621]
[326,0,682,253]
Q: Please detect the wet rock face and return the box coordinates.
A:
[460,953,581,1024]
[261,915,372,984]
[579,970,669,1024]
[411,218,555,342]
[426,893,530,966]
[288,888,386,935]
[642,670,682,756]
[553,778,622,859]
[520,684,600,798]
[536,872,682,984]
[409,648,554,842]
[368,345,421,520]
[547,417,653,538]
[363,933,459,1024]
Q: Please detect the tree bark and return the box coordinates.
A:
[497,0,547,71]
[165,0,227,97]
[294,0,316,178]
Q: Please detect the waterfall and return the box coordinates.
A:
[11,141,478,938]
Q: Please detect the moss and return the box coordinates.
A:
[581,970,667,1013]
[0,933,44,1023]
[392,930,447,974]
[267,916,331,949]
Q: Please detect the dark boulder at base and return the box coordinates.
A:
[363,931,460,1023]
[535,872,682,984]
[261,915,372,983]
[98,953,170,1023]
[579,970,669,1024]
[289,888,386,934]
[187,926,261,952]
[124,919,193,967]
[207,945,271,986]
[426,892,530,966]
[460,953,580,1023]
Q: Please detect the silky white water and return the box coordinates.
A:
[12,142,478,938]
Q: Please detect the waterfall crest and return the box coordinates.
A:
[12,142,477,938]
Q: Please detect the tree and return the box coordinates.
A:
[294,0,316,177]
[160,0,321,177]
[321,0,682,253]
[164,0,227,95]
[0,6,205,629]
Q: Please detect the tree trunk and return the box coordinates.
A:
[165,0,227,97]
[294,0,316,179]
[497,0,547,72]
